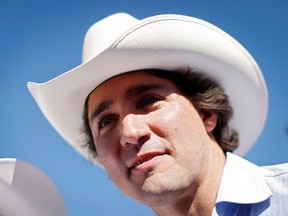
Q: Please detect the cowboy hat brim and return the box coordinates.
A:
[27,13,268,167]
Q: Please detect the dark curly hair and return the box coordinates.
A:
[82,68,239,159]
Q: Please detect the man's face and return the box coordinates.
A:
[87,71,215,205]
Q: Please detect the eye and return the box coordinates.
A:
[138,95,162,109]
[98,115,118,131]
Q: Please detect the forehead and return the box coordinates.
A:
[88,70,178,103]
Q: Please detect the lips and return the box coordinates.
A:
[131,155,156,169]
[129,152,165,170]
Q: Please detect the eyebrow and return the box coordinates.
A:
[89,84,167,122]
[125,84,167,98]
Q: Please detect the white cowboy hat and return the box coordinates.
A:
[0,158,67,216]
[27,13,268,167]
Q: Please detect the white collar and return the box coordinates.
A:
[215,152,272,204]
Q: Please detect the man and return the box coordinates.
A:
[27,13,288,215]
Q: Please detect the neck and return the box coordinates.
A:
[152,142,226,216]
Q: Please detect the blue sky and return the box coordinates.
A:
[1,1,288,215]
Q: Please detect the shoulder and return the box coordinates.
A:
[257,163,288,214]
[260,163,288,198]
[261,163,288,177]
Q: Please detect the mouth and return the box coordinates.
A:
[129,152,166,171]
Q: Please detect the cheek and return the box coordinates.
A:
[97,146,126,185]
[95,137,120,169]
[152,102,195,135]
[152,101,205,149]
[96,142,131,193]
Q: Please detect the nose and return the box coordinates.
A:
[120,113,150,147]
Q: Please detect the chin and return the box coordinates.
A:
[134,172,192,206]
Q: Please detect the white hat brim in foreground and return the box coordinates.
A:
[27,13,268,167]
[0,158,67,216]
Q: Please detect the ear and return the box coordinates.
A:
[200,110,217,133]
